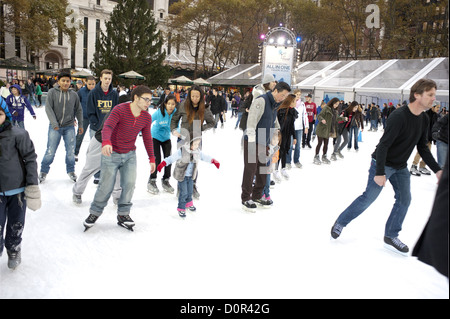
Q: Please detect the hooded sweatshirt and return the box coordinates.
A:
[45,86,82,129]
[87,81,119,131]
[5,84,35,122]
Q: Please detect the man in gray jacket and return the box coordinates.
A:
[39,72,83,183]
[241,81,291,212]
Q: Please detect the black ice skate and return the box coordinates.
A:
[117,215,135,231]
[83,214,99,232]
[384,236,409,256]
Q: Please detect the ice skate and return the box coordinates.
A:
[273,170,282,183]
[147,178,159,194]
[73,194,82,205]
[383,236,409,256]
[330,153,337,161]
[117,215,135,231]
[68,172,77,182]
[280,168,289,180]
[7,250,21,270]
[254,197,272,208]
[418,167,431,175]
[83,214,99,232]
[331,222,344,239]
[286,163,292,169]
[242,200,257,213]
[337,150,344,159]
[178,209,186,218]
[294,162,302,168]
[322,155,330,164]
[162,178,175,194]
[410,165,421,176]
[38,172,47,183]
[313,155,321,165]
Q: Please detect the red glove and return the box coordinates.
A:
[157,161,167,172]
[211,159,220,169]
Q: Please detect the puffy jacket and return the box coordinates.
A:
[0,122,38,194]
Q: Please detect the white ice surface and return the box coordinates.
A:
[0,106,448,299]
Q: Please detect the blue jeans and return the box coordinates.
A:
[436,140,448,169]
[40,125,76,174]
[347,126,359,150]
[370,119,378,131]
[90,151,137,216]
[336,159,411,238]
[178,176,193,210]
[235,112,243,128]
[286,129,303,164]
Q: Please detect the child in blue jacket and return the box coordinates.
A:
[5,84,36,129]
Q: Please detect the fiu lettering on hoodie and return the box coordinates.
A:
[45,86,82,129]
[87,81,119,132]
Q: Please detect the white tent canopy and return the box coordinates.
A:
[207,58,449,106]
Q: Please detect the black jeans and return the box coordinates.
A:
[150,138,172,180]
[241,140,268,202]
[302,122,314,146]
[0,193,26,254]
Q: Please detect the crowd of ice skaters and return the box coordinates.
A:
[0,70,447,278]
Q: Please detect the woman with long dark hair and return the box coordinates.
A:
[314,97,347,165]
[170,85,215,198]
[276,94,298,179]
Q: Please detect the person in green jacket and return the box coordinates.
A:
[314,97,347,164]
[35,83,43,107]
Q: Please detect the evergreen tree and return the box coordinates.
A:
[90,0,172,87]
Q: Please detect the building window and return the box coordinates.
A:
[71,35,76,69]
[96,19,101,43]
[97,0,101,5]
[83,17,88,68]
[167,32,172,55]
[58,28,63,46]
[15,35,20,58]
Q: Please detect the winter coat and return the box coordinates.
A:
[294,99,308,131]
[163,146,212,182]
[5,84,35,122]
[45,86,82,129]
[425,109,439,143]
[170,100,215,140]
[0,121,38,194]
[77,85,92,119]
[432,114,448,144]
[315,105,346,139]
[277,107,298,153]
[209,95,226,115]
[151,107,177,142]
[342,109,364,131]
[369,106,380,120]
[87,81,119,131]
[0,97,12,120]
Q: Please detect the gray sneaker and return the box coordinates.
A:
[313,155,321,165]
[418,167,431,175]
[68,172,77,182]
[73,194,82,204]
[322,155,331,164]
[162,179,175,193]
[38,172,47,183]
[147,179,159,194]
[410,165,421,176]
[7,250,21,270]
